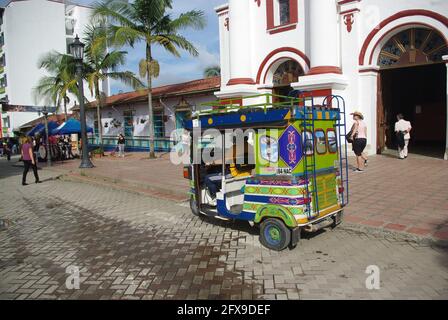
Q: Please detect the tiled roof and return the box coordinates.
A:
[85,77,220,109]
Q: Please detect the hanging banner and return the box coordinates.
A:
[1,104,57,113]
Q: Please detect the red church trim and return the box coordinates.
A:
[359,9,448,66]
[227,78,256,86]
[256,47,311,84]
[338,0,361,5]
[307,66,342,75]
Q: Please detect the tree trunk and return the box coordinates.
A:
[147,44,156,159]
[63,98,68,122]
[95,81,103,148]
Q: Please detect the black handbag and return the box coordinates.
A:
[346,128,358,143]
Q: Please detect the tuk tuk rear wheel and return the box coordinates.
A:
[259,218,291,251]
[190,196,200,216]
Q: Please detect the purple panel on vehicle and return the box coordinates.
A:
[279,125,302,170]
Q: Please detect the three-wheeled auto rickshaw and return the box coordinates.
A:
[183,93,349,251]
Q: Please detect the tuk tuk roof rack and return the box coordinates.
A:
[194,93,317,117]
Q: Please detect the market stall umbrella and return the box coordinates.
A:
[51,118,94,135]
[26,123,45,137]
[34,121,60,136]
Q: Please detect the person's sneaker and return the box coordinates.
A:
[36,181,42,184]
[353,168,364,173]
[22,183,28,186]
[364,160,368,167]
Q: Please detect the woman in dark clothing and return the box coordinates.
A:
[117,134,125,158]
[21,137,41,185]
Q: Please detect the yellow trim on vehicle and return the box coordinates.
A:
[296,204,342,225]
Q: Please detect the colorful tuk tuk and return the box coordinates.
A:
[183,93,349,251]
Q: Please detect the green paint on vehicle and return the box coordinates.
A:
[254,205,297,228]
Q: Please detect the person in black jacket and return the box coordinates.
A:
[117,134,126,158]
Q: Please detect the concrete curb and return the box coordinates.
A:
[76,170,188,198]
[60,173,188,203]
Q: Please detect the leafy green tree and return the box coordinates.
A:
[34,52,78,121]
[83,24,144,146]
[93,0,205,158]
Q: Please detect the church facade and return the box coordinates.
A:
[215,0,448,159]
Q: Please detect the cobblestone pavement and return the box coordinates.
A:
[0,158,447,300]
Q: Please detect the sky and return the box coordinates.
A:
[1,0,223,94]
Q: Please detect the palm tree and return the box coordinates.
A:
[34,52,78,121]
[204,65,220,78]
[83,24,144,147]
[93,0,206,158]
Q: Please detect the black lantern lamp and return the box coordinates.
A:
[70,35,94,168]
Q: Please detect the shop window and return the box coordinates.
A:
[3,116,10,128]
[302,131,313,156]
[154,114,165,138]
[327,129,337,153]
[123,110,135,137]
[315,130,327,154]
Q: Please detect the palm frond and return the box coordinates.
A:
[169,10,206,32]
[106,71,145,90]
[92,0,138,30]
[154,34,199,57]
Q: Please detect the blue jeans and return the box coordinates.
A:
[204,173,223,198]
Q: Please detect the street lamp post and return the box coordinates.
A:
[70,35,94,169]
[42,106,51,167]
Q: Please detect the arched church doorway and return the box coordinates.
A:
[377,27,448,158]
[271,60,304,102]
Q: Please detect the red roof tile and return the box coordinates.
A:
[86,77,220,109]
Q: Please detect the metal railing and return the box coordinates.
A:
[196,93,307,116]
[88,135,175,152]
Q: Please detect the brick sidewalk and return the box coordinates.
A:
[344,154,448,241]
[43,152,448,241]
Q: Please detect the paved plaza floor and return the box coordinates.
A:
[40,150,448,241]
[0,154,447,299]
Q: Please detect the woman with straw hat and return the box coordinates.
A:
[349,111,368,172]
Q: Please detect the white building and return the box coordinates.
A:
[215,0,448,159]
[83,77,220,152]
[0,0,107,137]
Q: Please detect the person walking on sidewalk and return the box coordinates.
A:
[21,137,41,185]
[394,113,412,159]
[4,138,12,161]
[349,111,368,172]
[117,133,126,158]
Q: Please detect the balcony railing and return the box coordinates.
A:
[87,135,175,152]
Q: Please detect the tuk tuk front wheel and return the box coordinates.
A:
[190,196,200,216]
[259,218,291,251]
